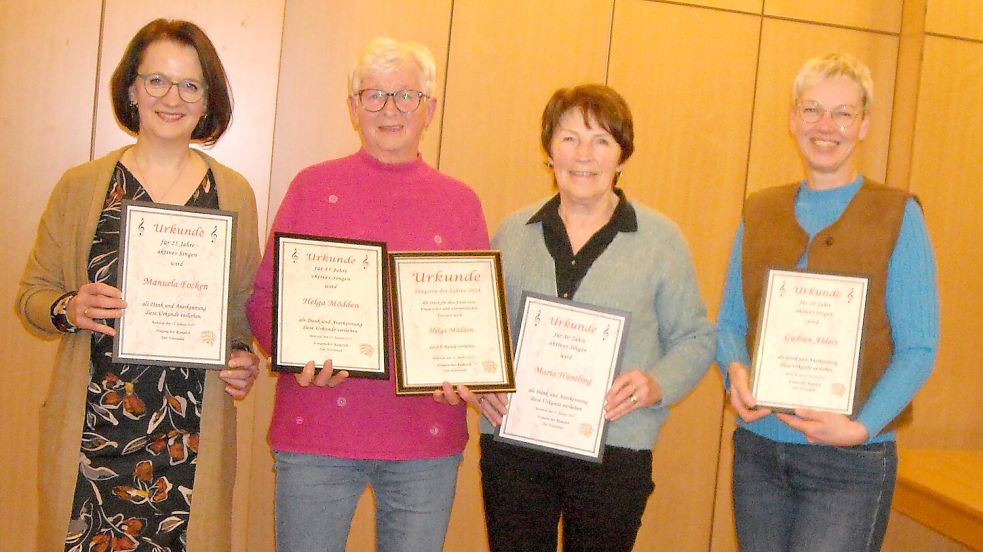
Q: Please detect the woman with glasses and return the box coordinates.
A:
[450,84,716,551]
[717,53,939,551]
[17,19,261,552]
[246,37,488,552]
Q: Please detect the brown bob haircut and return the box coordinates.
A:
[111,19,233,147]
[541,84,634,164]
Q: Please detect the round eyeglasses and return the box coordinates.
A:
[796,101,861,131]
[137,73,206,103]
[356,89,428,113]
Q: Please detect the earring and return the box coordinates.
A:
[544,159,554,168]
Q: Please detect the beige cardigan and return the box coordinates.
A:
[17,146,261,551]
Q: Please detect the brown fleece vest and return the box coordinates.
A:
[742,179,912,432]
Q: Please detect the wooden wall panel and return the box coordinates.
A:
[670,0,763,15]
[745,19,898,195]
[884,512,973,552]
[0,3,102,549]
[608,3,757,547]
[439,2,612,549]
[255,2,454,550]
[439,0,613,232]
[266,0,453,233]
[90,5,285,551]
[925,0,983,41]
[764,0,903,33]
[902,36,983,449]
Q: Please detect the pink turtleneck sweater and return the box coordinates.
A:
[247,149,489,459]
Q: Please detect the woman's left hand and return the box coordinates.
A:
[604,369,662,421]
[776,409,869,446]
[220,349,261,399]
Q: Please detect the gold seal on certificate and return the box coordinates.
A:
[751,269,870,415]
[113,201,236,370]
[496,293,630,463]
[389,251,514,395]
[272,233,389,378]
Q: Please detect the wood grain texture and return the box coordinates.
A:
[925,0,983,41]
[746,18,899,195]
[764,0,903,33]
[0,3,102,550]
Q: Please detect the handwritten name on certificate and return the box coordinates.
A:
[497,293,629,463]
[390,251,514,395]
[114,201,235,369]
[273,234,388,378]
[751,269,869,415]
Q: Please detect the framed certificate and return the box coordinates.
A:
[113,200,236,370]
[389,251,514,395]
[496,292,630,463]
[272,233,389,378]
[750,268,870,415]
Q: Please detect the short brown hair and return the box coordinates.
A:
[111,19,233,146]
[541,84,634,164]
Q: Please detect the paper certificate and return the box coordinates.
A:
[389,251,514,395]
[496,293,630,463]
[272,233,388,378]
[751,269,870,415]
[114,201,235,369]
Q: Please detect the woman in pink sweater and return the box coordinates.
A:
[247,37,488,552]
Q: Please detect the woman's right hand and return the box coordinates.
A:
[69,282,127,336]
[727,362,772,423]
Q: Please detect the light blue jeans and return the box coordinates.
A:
[274,450,462,552]
[732,428,897,552]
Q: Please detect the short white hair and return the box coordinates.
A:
[792,52,874,113]
[349,37,436,97]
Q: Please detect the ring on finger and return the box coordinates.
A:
[478,396,485,406]
[630,394,638,404]
[83,307,91,317]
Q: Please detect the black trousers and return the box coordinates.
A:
[479,433,655,552]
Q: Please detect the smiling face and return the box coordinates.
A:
[128,40,206,146]
[348,63,436,164]
[790,76,870,189]
[549,109,624,206]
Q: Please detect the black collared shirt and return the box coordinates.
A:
[528,188,638,299]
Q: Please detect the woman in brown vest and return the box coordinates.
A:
[716,53,940,551]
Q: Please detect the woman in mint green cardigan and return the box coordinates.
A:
[452,84,716,552]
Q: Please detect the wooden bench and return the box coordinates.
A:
[894,449,983,550]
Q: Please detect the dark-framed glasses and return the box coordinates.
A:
[137,73,206,103]
[796,101,861,131]
[357,88,428,113]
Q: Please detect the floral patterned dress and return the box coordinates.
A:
[64,163,217,552]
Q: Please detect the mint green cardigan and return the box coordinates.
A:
[485,197,716,450]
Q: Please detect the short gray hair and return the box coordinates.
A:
[792,52,874,113]
[349,37,437,97]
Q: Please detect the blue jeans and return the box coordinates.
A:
[274,450,462,552]
[732,428,897,552]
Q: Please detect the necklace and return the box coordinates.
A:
[129,150,192,203]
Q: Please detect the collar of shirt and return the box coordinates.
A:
[526,188,637,299]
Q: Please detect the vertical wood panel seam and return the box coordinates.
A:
[435,0,456,170]
[708,10,765,551]
[604,0,616,85]
[89,0,108,162]
[246,3,290,544]
[885,0,926,191]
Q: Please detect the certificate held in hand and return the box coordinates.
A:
[114,201,236,370]
[272,233,389,378]
[750,269,870,415]
[496,292,630,463]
